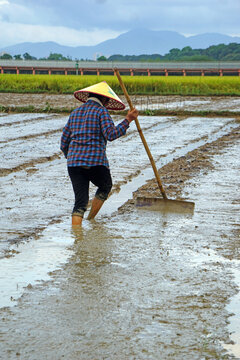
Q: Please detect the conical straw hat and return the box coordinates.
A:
[74,81,125,110]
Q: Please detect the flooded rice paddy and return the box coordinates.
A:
[0,97,240,359]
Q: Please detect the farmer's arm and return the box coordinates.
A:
[60,119,71,158]
[100,108,138,142]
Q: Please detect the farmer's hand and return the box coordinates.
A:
[126,108,138,123]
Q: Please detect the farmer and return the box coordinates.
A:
[60,81,138,226]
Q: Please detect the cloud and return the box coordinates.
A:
[0,0,60,25]
[0,0,239,47]
[0,20,122,47]
[5,1,240,33]
[0,0,34,23]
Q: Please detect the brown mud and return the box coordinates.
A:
[1,93,240,113]
[0,101,240,359]
[123,125,240,205]
[0,135,239,359]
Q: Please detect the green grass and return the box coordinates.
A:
[0,74,240,95]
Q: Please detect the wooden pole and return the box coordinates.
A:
[114,68,168,199]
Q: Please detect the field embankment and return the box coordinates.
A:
[1,92,240,117]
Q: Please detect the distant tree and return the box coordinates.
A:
[167,48,181,60]
[47,53,69,61]
[108,54,125,61]
[23,52,36,60]
[206,44,224,60]
[0,53,13,59]
[179,55,213,61]
[204,43,240,60]
[14,54,22,60]
[108,54,164,62]
[97,55,107,61]
[180,46,194,57]
[222,53,240,61]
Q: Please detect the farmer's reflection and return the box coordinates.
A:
[70,223,115,295]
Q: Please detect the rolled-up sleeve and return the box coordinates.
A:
[100,108,129,142]
[60,121,71,158]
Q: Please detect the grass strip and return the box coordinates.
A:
[0,74,240,96]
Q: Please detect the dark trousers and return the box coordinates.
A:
[68,166,112,217]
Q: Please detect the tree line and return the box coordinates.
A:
[0,52,72,61]
[100,43,240,62]
[0,43,239,62]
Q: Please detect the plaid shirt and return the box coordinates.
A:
[60,99,130,168]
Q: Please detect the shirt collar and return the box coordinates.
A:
[88,97,103,107]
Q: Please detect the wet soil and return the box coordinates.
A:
[1,114,237,255]
[0,136,239,360]
[123,124,240,205]
[0,103,240,359]
[1,92,240,112]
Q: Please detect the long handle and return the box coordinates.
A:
[115,68,168,200]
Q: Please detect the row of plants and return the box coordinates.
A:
[0,74,240,95]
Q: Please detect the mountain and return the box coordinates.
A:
[1,29,240,59]
[186,32,240,49]
[93,29,188,57]
[0,41,90,59]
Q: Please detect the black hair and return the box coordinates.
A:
[88,93,109,103]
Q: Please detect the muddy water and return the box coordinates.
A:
[0,115,237,253]
[0,113,51,126]
[0,110,240,359]
[0,115,66,142]
[0,140,239,359]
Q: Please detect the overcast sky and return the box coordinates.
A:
[0,0,239,47]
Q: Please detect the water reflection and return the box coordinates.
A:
[69,222,116,295]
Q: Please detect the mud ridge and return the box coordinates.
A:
[1,105,240,118]
[124,116,178,142]
[0,152,62,177]
[0,216,64,260]
[0,127,62,144]
[118,125,240,212]
[0,114,57,128]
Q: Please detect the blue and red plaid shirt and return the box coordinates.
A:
[60,99,130,168]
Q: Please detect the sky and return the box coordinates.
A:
[0,0,239,48]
